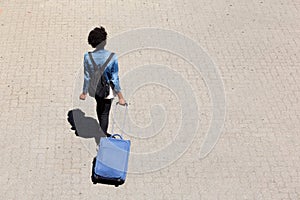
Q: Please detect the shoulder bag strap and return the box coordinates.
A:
[88,52,115,77]
[88,52,97,72]
[99,52,115,75]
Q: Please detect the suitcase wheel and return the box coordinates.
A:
[91,175,97,184]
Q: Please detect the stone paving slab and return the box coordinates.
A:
[0,0,299,199]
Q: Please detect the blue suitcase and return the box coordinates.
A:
[92,103,130,187]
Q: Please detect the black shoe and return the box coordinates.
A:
[105,133,116,138]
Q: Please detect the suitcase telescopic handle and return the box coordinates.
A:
[111,101,128,137]
[116,102,128,106]
[111,134,123,139]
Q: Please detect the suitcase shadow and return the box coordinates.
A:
[67,109,106,145]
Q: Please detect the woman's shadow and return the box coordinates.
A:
[67,109,106,145]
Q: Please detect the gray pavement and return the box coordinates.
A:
[0,0,299,199]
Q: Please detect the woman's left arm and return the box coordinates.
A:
[80,53,90,100]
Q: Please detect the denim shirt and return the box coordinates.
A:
[82,49,121,94]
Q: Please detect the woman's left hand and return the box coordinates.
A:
[79,93,87,100]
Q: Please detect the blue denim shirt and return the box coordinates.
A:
[82,49,121,94]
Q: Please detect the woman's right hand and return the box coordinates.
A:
[118,98,126,106]
[117,92,126,105]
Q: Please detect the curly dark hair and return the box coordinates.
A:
[88,26,107,48]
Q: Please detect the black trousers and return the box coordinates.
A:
[95,98,112,134]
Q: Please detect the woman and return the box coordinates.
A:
[79,26,126,137]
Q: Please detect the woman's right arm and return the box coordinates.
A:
[110,56,126,105]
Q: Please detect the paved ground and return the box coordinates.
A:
[0,0,299,199]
